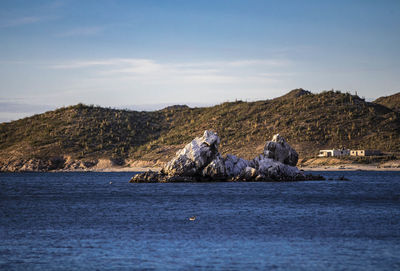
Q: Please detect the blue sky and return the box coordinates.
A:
[0,0,399,122]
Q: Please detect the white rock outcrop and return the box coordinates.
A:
[224,154,250,177]
[202,154,226,178]
[263,134,299,166]
[130,130,323,183]
[250,154,303,181]
[162,130,221,177]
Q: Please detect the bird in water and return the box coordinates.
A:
[189,216,196,221]
[109,181,112,184]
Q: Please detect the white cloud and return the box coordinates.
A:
[0,16,43,28]
[227,59,291,67]
[50,58,157,69]
[99,59,162,75]
[57,26,104,37]
[41,57,295,105]
[51,58,291,78]
[48,57,294,90]
[45,0,66,9]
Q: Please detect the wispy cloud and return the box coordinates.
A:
[51,58,290,72]
[50,57,293,86]
[51,58,157,69]
[227,59,290,67]
[0,57,296,114]
[0,16,44,28]
[0,0,63,29]
[57,26,104,37]
[45,0,66,9]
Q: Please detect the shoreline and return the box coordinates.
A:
[98,165,400,172]
[3,166,400,173]
[2,156,400,173]
[298,158,400,171]
[0,166,162,173]
[58,166,163,173]
[300,165,400,171]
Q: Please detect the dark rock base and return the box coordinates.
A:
[129,171,325,183]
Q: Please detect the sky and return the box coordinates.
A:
[0,0,399,122]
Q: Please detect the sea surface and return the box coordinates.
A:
[1,171,400,270]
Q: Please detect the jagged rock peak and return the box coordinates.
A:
[263,134,299,166]
[271,134,285,144]
[161,130,221,177]
[201,130,220,148]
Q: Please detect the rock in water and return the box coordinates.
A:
[224,154,250,177]
[201,153,227,179]
[130,131,324,183]
[250,155,304,181]
[263,134,298,166]
[161,130,221,177]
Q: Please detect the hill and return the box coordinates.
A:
[374,92,400,112]
[1,89,400,171]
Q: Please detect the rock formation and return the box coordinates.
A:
[161,130,223,177]
[130,130,324,183]
[263,134,298,166]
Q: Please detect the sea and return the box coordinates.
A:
[1,171,399,270]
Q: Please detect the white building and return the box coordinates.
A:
[350,150,381,156]
[318,149,350,157]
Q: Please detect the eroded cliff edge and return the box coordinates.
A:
[130,130,324,182]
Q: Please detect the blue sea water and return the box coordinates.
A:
[1,171,400,270]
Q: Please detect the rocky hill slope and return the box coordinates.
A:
[1,89,399,171]
[374,92,400,112]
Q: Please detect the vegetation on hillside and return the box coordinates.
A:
[0,103,168,160]
[374,92,400,112]
[1,89,400,165]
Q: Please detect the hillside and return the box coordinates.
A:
[1,89,400,171]
[374,92,400,112]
